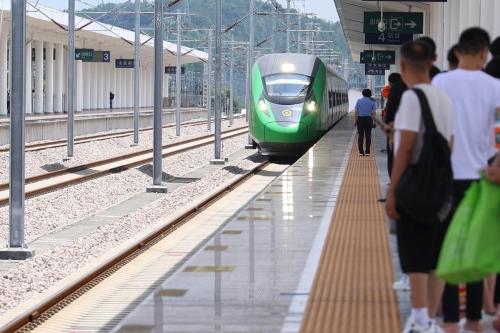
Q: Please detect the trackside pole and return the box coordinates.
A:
[210,0,224,165]
[207,30,213,131]
[147,0,167,193]
[0,0,34,260]
[175,9,181,137]
[66,0,75,159]
[133,0,140,146]
[245,0,255,149]
[229,37,234,127]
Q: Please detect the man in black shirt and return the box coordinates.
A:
[485,36,500,79]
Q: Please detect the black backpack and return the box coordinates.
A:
[395,88,453,224]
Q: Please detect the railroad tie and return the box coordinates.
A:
[299,135,402,333]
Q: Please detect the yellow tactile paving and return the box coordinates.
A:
[300,135,402,333]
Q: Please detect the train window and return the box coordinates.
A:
[264,74,311,97]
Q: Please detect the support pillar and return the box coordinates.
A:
[90,62,97,109]
[0,33,7,115]
[436,3,445,70]
[34,40,44,114]
[76,60,83,112]
[54,43,63,113]
[127,69,133,108]
[110,61,116,110]
[25,40,32,114]
[103,63,110,109]
[97,63,103,109]
[494,1,500,38]
[116,69,122,108]
[83,63,90,110]
[45,42,54,113]
[443,1,452,71]
[450,0,460,48]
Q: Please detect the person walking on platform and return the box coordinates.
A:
[110,91,114,110]
[432,27,500,333]
[354,89,376,156]
[447,44,460,71]
[7,92,10,115]
[386,40,455,333]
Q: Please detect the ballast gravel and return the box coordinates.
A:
[0,139,265,316]
[0,117,247,183]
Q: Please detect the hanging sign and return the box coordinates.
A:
[115,59,135,68]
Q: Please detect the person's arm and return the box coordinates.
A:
[486,152,500,184]
[354,109,358,126]
[386,130,417,219]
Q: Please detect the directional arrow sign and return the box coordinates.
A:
[364,12,424,34]
[360,51,396,64]
[75,49,94,61]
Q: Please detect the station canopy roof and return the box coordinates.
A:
[333,0,430,62]
[0,1,208,65]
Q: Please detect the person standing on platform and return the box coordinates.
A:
[447,44,460,71]
[432,27,500,333]
[386,40,455,333]
[354,89,376,156]
[7,92,10,115]
[110,92,114,110]
[485,36,500,78]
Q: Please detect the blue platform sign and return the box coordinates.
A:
[365,65,386,76]
[365,33,413,45]
[165,66,186,74]
[102,51,110,62]
[116,59,135,68]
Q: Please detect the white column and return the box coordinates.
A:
[443,1,452,71]
[121,70,127,108]
[480,0,494,38]
[110,62,116,109]
[26,41,32,114]
[82,62,90,110]
[140,66,145,107]
[494,2,500,38]
[103,62,110,109]
[54,43,63,112]
[90,62,97,109]
[458,0,469,38]
[148,64,153,107]
[0,34,7,115]
[450,0,460,45]
[467,0,480,27]
[76,59,83,112]
[436,3,445,70]
[116,69,122,108]
[34,40,44,114]
[127,69,133,108]
[97,63,104,109]
[45,42,54,113]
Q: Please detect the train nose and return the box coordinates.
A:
[264,122,308,147]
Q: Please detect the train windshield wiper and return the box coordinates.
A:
[297,85,309,96]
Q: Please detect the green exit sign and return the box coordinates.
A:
[364,12,424,34]
[360,51,396,64]
[75,49,94,61]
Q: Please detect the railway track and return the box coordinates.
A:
[0,115,244,154]
[0,126,249,206]
[0,158,270,333]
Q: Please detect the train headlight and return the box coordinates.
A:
[258,99,267,112]
[307,101,316,112]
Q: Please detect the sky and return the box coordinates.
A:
[36,0,340,23]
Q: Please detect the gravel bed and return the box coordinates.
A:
[0,146,265,316]
[0,117,247,183]
[0,134,250,245]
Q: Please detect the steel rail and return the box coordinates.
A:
[0,115,245,154]
[0,158,269,333]
[0,127,249,205]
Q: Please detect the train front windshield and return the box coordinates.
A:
[264,74,310,97]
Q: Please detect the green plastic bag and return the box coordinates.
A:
[437,174,500,285]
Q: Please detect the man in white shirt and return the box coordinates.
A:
[432,27,500,333]
[386,40,454,333]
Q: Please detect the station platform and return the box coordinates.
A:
[95,112,402,333]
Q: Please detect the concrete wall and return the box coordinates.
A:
[0,110,207,145]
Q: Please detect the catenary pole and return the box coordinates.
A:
[229,36,234,126]
[133,0,140,145]
[246,0,254,124]
[271,0,276,54]
[207,30,212,131]
[0,0,34,259]
[149,0,165,191]
[297,14,301,53]
[176,9,181,136]
[286,0,291,53]
[67,0,75,158]
[214,0,222,160]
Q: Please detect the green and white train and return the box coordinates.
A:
[249,53,349,156]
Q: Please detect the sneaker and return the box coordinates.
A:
[480,310,496,327]
[359,153,364,156]
[403,317,437,333]
[365,153,370,156]
[393,274,411,291]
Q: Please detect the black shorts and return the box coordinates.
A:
[396,208,440,274]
